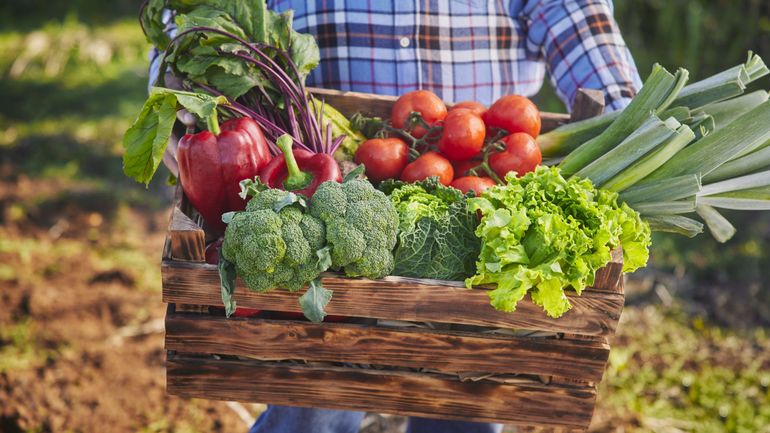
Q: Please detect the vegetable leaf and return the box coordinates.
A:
[218,254,238,317]
[383,177,480,281]
[121,88,227,185]
[466,167,651,318]
[299,278,332,323]
[122,92,177,186]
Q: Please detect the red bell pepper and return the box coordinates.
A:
[260,135,341,197]
[177,116,271,232]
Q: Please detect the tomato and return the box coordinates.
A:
[451,158,482,179]
[391,90,447,138]
[400,151,454,185]
[488,132,542,180]
[483,95,541,138]
[354,138,409,181]
[450,101,486,117]
[436,109,486,161]
[450,176,497,195]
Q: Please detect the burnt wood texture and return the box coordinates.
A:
[162,88,621,431]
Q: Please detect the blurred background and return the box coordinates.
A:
[0,1,768,432]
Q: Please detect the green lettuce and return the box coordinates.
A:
[381,178,480,281]
[466,166,650,318]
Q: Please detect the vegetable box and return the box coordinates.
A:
[161,88,623,432]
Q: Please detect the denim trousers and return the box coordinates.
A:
[248,405,504,433]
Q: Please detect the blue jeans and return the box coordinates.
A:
[249,405,504,433]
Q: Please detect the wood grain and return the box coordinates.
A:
[162,260,624,336]
[570,89,606,121]
[167,354,597,429]
[165,312,610,381]
[307,87,570,133]
[169,207,205,262]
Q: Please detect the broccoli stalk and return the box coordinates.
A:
[276,134,312,191]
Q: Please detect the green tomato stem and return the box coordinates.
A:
[276,134,312,190]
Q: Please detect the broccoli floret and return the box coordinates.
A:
[309,179,399,279]
[223,188,328,293]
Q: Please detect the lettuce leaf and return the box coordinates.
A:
[382,178,480,281]
[466,167,651,318]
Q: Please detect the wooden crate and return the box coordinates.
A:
[161,88,622,431]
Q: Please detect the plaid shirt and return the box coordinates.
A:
[266,0,642,111]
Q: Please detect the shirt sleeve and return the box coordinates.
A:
[520,0,642,112]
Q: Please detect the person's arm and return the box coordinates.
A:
[520,0,642,112]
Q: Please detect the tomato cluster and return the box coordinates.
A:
[354,90,542,195]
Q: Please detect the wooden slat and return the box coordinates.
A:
[165,313,610,381]
[307,87,570,133]
[169,207,205,262]
[167,354,597,429]
[570,88,605,122]
[162,261,624,336]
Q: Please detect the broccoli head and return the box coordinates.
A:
[222,188,328,292]
[309,179,399,279]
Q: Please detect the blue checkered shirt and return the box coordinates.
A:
[150,1,642,111]
[266,0,642,111]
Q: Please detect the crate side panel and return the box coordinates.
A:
[165,313,610,381]
[162,262,623,336]
[167,355,597,429]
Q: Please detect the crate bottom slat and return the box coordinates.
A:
[166,353,597,429]
[165,310,610,382]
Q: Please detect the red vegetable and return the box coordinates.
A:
[437,109,486,161]
[354,138,409,181]
[450,176,497,195]
[400,151,454,186]
[488,133,542,179]
[450,101,487,117]
[177,117,271,232]
[451,158,482,178]
[391,90,447,138]
[260,135,342,197]
[483,95,541,138]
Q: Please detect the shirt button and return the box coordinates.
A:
[399,37,411,48]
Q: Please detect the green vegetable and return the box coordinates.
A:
[380,178,480,281]
[144,0,320,99]
[221,188,328,293]
[309,179,399,279]
[558,65,688,176]
[466,167,650,318]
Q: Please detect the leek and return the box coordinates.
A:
[702,141,770,183]
[537,111,617,157]
[604,124,695,192]
[644,100,770,180]
[672,52,768,108]
[559,65,688,176]
[699,170,770,196]
[619,174,701,205]
[634,199,696,215]
[644,215,704,237]
[574,116,680,186]
[695,205,736,243]
[700,90,769,130]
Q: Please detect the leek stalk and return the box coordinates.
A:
[644,100,770,180]
[604,124,695,192]
[619,174,701,205]
[559,66,688,176]
[574,116,681,186]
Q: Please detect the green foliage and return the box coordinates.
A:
[309,179,399,279]
[599,306,770,432]
[381,178,480,281]
[467,167,650,318]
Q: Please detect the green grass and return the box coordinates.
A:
[598,306,770,433]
